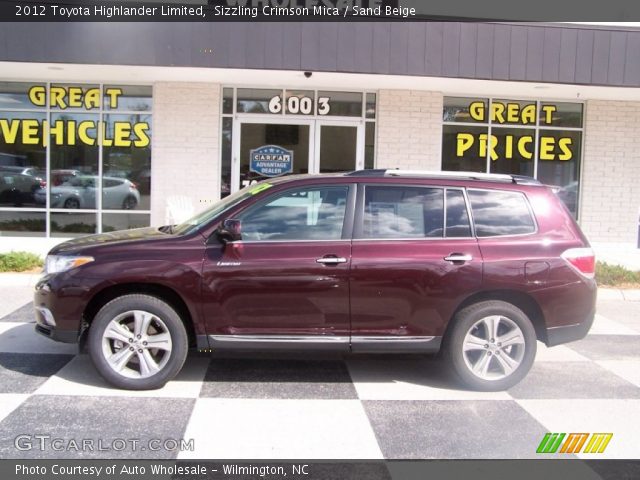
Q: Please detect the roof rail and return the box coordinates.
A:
[345,169,541,185]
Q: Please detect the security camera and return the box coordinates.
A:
[304,71,312,78]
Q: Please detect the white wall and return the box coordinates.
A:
[580,100,640,244]
[151,82,221,226]
[376,90,443,171]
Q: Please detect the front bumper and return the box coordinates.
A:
[33,305,79,343]
[33,273,96,344]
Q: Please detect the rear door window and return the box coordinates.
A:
[467,189,536,237]
[361,186,444,238]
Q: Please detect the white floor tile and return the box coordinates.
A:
[0,394,29,423]
[346,357,511,401]
[0,288,34,319]
[588,314,640,335]
[0,323,77,354]
[596,360,640,388]
[35,355,209,398]
[517,399,640,459]
[534,342,589,362]
[178,399,383,459]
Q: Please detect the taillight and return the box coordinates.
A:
[561,247,595,279]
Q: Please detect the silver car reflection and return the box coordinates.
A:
[35,176,140,210]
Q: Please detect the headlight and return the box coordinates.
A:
[45,255,94,274]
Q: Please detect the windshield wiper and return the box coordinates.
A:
[158,225,174,234]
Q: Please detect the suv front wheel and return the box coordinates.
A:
[444,300,537,391]
[88,294,188,390]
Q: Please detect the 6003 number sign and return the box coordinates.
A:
[268,95,330,115]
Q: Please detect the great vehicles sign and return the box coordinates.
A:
[249,145,293,177]
[0,85,150,148]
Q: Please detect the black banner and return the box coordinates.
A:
[1,0,640,21]
[3,460,640,480]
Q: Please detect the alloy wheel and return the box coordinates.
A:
[461,315,526,381]
[101,310,172,379]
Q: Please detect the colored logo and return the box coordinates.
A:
[536,433,613,454]
[250,145,293,177]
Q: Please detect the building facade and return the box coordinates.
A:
[0,22,639,253]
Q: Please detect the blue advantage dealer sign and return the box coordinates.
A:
[249,145,294,177]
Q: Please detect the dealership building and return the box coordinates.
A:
[0,21,639,253]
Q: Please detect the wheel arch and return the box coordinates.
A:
[445,290,548,344]
[82,283,197,350]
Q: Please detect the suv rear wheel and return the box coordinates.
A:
[87,294,188,390]
[443,300,536,391]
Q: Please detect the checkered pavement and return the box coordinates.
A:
[0,283,639,460]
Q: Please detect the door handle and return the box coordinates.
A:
[444,253,473,263]
[316,256,348,265]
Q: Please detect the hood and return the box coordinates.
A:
[49,227,170,254]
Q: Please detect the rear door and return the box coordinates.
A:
[349,183,482,351]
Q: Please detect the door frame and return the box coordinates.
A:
[231,116,363,194]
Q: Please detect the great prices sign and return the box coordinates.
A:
[453,101,577,161]
[0,85,150,148]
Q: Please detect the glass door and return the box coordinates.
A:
[314,121,364,174]
[232,119,314,191]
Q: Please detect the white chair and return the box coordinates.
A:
[165,195,195,225]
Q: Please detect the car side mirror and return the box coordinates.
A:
[216,218,242,244]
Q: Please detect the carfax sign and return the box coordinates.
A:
[250,145,293,177]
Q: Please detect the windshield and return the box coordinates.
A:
[172,182,274,235]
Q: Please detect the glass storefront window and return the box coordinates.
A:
[442,125,487,173]
[285,90,315,115]
[539,102,583,128]
[50,212,97,237]
[0,83,152,237]
[443,97,488,123]
[365,122,375,169]
[0,211,45,237]
[49,84,100,111]
[0,82,45,110]
[220,117,233,198]
[102,213,150,233]
[317,91,362,117]
[102,113,152,211]
[222,88,233,114]
[442,97,583,217]
[488,127,536,177]
[237,88,282,114]
[104,85,152,112]
[366,93,376,119]
[50,112,99,209]
[0,111,46,209]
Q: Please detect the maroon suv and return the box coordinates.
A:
[34,170,596,391]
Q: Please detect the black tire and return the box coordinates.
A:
[442,300,537,391]
[122,195,138,210]
[64,197,80,209]
[87,294,188,390]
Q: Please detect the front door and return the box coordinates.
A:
[231,119,362,193]
[201,183,355,348]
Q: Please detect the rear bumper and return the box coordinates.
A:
[545,308,595,347]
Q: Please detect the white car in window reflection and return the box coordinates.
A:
[35,176,140,210]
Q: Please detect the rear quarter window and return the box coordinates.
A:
[468,189,536,237]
